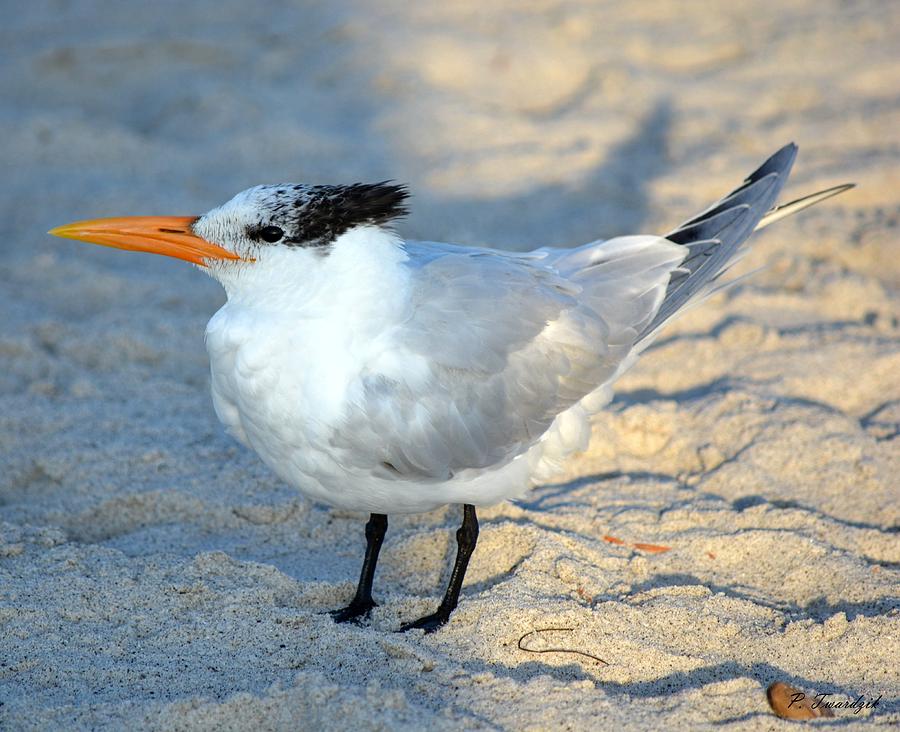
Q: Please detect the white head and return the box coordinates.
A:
[192,182,408,261]
[49,181,410,296]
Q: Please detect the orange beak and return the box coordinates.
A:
[48,216,241,266]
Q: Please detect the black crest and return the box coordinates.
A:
[253,181,410,248]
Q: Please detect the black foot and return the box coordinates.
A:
[398,505,479,634]
[330,513,388,626]
[330,599,376,624]
[398,610,451,634]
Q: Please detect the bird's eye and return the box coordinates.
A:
[259,225,284,243]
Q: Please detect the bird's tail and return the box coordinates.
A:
[754,183,855,231]
[638,144,853,343]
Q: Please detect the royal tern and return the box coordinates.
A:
[50,143,851,631]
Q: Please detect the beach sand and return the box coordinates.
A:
[1,0,898,728]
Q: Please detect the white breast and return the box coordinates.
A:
[201,226,645,514]
[205,300,356,497]
[204,226,430,509]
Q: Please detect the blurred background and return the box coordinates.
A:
[3,0,897,400]
[1,0,897,532]
[1,3,898,727]
[2,0,898,541]
[3,0,897,250]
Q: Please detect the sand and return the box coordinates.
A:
[1,0,898,729]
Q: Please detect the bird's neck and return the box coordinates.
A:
[209,225,411,319]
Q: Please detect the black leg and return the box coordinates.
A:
[331,513,388,623]
[399,504,479,633]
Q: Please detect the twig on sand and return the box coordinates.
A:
[517,627,608,666]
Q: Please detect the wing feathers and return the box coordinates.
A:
[642,143,798,339]
[331,144,853,482]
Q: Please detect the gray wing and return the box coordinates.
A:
[640,143,798,339]
[330,144,833,482]
[333,237,684,480]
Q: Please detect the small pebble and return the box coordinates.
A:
[767,681,834,719]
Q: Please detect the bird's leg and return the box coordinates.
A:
[399,504,479,633]
[331,513,388,623]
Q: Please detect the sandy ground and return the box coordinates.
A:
[1,0,898,729]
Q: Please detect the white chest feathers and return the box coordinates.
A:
[204,227,412,484]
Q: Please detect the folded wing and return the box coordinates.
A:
[334,144,817,482]
[333,236,683,480]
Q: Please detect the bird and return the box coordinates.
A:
[50,143,852,632]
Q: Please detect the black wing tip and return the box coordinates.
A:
[776,141,799,157]
[746,142,798,183]
[777,141,799,162]
[648,143,801,338]
[764,142,798,162]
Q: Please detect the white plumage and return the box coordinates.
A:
[51,143,852,630]
[203,227,683,513]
